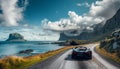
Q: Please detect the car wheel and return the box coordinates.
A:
[71,55,75,59]
[89,56,92,59]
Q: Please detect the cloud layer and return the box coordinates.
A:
[77,2,90,7]
[0,26,59,41]
[0,0,28,26]
[42,0,120,36]
[89,0,120,19]
[0,0,120,40]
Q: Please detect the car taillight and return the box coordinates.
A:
[73,52,77,54]
[86,51,91,55]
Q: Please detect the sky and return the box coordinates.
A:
[0,0,120,41]
[24,0,96,25]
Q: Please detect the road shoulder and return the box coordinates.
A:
[94,46,120,68]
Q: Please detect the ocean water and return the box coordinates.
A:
[0,41,64,57]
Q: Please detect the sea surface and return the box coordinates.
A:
[0,41,64,57]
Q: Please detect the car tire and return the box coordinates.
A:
[71,55,75,59]
[89,56,92,59]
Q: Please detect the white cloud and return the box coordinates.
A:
[68,11,83,23]
[77,3,82,6]
[42,11,98,36]
[89,0,120,19]
[0,0,28,26]
[23,24,29,27]
[0,26,59,41]
[0,0,120,40]
[42,12,83,33]
[42,0,120,36]
[77,2,90,7]
[42,11,104,33]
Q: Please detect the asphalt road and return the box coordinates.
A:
[28,44,120,69]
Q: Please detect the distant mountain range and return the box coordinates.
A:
[59,8,120,41]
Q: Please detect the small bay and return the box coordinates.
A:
[0,41,63,57]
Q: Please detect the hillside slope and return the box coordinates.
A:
[59,8,120,41]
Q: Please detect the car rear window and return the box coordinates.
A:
[76,47,87,51]
[78,49,86,51]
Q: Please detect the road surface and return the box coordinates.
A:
[28,44,120,69]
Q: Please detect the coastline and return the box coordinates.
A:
[0,45,75,69]
[0,41,65,58]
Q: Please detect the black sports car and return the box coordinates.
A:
[71,46,92,59]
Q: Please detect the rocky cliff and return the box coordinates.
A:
[99,8,120,34]
[6,33,26,41]
[100,30,120,57]
[59,8,120,41]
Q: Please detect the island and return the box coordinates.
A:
[6,33,26,41]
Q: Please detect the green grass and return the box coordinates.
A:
[0,46,75,69]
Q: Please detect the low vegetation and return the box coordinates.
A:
[99,30,120,57]
[95,46,120,63]
[100,38,120,57]
[0,46,74,69]
[60,39,89,46]
[96,30,120,64]
[66,39,89,44]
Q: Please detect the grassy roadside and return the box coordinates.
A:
[95,46,120,64]
[0,46,75,69]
